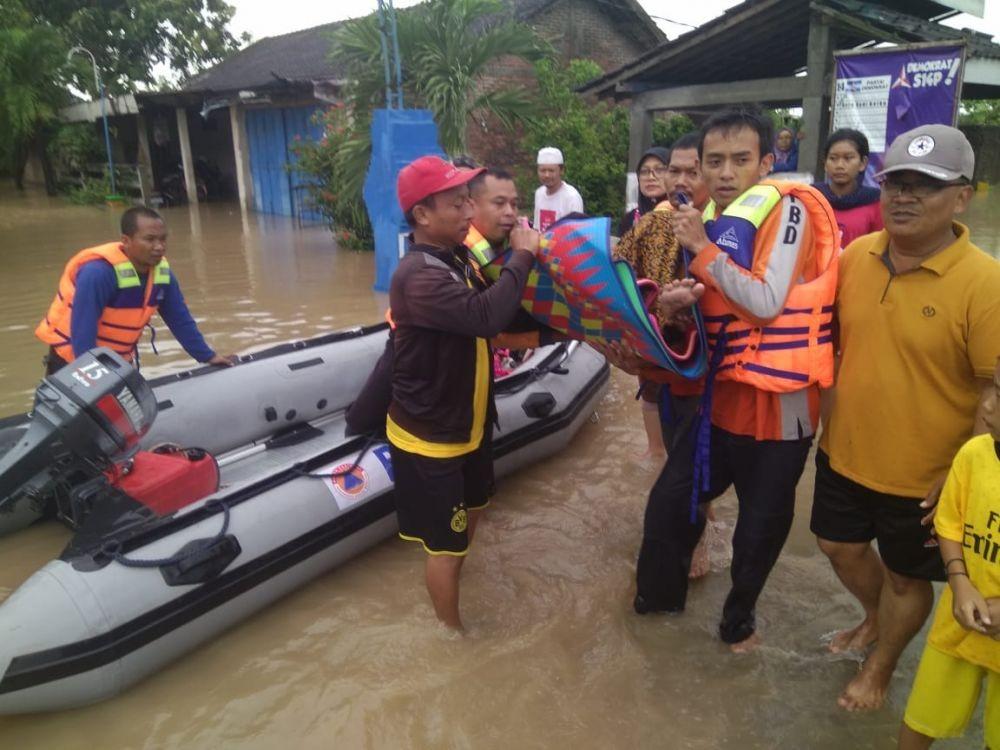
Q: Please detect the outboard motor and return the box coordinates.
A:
[0,348,157,536]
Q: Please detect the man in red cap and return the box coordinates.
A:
[387,155,540,630]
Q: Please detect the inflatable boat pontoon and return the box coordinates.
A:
[0,324,608,714]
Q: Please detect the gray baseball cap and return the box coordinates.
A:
[875,124,974,182]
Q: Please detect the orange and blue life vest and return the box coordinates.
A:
[689,181,838,519]
[35,242,171,362]
[699,180,838,391]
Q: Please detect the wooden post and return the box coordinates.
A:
[628,97,653,173]
[626,97,654,214]
[175,106,198,205]
[229,104,254,212]
[135,112,155,204]
[800,14,834,178]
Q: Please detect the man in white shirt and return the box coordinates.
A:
[533,147,584,231]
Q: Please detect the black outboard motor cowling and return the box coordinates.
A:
[0,348,157,534]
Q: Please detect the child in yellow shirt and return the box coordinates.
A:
[899,358,1000,749]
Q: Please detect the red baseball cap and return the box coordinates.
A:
[397,155,484,213]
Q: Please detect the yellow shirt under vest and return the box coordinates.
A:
[928,434,1000,673]
[821,223,1000,496]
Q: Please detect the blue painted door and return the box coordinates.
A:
[245,106,324,219]
[282,106,325,223]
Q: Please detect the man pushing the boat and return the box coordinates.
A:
[388,155,540,630]
[35,207,234,373]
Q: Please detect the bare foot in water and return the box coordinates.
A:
[729,633,761,654]
[656,279,705,325]
[838,660,891,711]
[827,617,878,654]
[689,524,711,579]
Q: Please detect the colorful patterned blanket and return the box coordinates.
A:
[469,217,707,378]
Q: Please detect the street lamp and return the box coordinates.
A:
[67,46,117,196]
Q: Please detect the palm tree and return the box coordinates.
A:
[332,0,551,155]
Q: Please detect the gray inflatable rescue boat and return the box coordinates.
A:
[0,323,608,713]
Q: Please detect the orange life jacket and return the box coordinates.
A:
[35,242,171,362]
[699,180,839,392]
[464,224,544,351]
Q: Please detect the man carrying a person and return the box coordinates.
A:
[35,206,234,373]
[533,147,584,232]
[812,124,1000,711]
[613,107,840,652]
[612,133,709,470]
[664,132,710,211]
[387,155,540,630]
[467,166,564,352]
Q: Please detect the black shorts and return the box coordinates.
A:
[389,435,494,556]
[810,451,945,581]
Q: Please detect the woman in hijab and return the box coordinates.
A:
[619,146,671,236]
[614,146,678,472]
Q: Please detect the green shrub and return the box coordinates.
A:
[519,60,626,219]
[65,171,112,205]
[290,106,373,250]
[47,122,104,175]
[520,59,695,220]
[653,114,696,148]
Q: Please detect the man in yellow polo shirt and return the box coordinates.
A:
[811,124,1000,711]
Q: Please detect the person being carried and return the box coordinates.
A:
[35,206,234,374]
[812,125,1000,711]
[898,356,1000,750]
[813,128,882,246]
[612,132,716,576]
[615,107,839,653]
[533,147,583,232]
[387,155,540,630]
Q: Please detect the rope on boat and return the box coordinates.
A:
[293,433,382,480]
[101,498,231,568]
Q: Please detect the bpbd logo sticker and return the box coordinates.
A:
[330,464,368,496]
[373,444,394,481]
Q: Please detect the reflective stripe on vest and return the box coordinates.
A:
[464,226,495,286]
[35,243,171,362]
[698,180,838,392]
[465,226,498,267]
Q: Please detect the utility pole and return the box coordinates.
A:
[376,0,404,108]
[68,46,117,196]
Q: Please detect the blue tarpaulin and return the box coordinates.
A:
[363,109,443,291]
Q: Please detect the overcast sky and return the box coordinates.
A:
[225,0,1000,44]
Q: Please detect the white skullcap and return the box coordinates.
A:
[537,147,564,165]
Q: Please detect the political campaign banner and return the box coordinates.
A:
[831,43,966,182]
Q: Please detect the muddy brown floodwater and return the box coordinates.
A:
[1,186,995,749]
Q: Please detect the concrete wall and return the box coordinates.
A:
[960,125,1000,184]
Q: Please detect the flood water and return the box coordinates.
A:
[1,186,995,748]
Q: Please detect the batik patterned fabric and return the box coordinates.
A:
[469,217,706,378]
